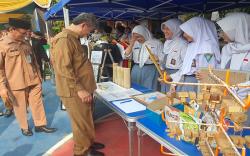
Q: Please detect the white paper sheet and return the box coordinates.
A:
[112,99,146,113]
[91,51,103,64]
[96,82,142,101]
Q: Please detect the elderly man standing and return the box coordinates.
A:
[51,13,104,156]
[0,18,57,136]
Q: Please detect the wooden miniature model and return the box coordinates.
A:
[230,113,247,125]
[196,93,204,105]
[230,135,245,148]
[161,67,250,156]
[215,132,232,154]
[189,92,196,100]
[222,98,244,113]
[166,92,176,105]
[177,92,189,103]
[245,136,250,148]
[203,92,211,101]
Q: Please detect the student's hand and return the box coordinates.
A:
[195,71,204,80]
[130,36,137,45]
[169,85,176,93]
[77,90,93,104]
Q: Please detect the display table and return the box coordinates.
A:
[94,82,153,156]
[136,111,250,156]
[136,111,202,156]
[95,82,250,156]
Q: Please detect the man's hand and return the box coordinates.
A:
[77,90,93,104]
[0,89,11,105]
[130,35,137,45]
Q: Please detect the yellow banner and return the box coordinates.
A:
[0,14,25,23]
[0,0,51,13]
[0,0,32,13]
[33,0,51,8]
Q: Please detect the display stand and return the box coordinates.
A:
[91,46,115,82]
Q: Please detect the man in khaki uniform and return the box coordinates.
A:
[51,13,104,156]
[0,18,56,136]
[0,29,13,117]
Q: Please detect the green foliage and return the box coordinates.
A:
[220,7,250,18]
[51,20,64,35]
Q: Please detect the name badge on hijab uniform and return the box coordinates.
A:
[171,59,176,65]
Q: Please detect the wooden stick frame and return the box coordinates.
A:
[145,45,164,78]
[161,66,250,156]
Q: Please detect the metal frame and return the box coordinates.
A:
[45,0,250,21]
[94,92,149,156]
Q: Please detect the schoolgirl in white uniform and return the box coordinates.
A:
[160,18,187,93]
[124,25,163,90]
[217,12,250,72]
[171,17,221,92]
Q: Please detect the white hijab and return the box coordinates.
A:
[217,12,250,70]
[132,25,160,67]
[180,17,220,75]
[161,18,183,54]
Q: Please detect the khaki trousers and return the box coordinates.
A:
[61,95,95,155]
[12,84,47,129]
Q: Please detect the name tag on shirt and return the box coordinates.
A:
[26,55,32,63]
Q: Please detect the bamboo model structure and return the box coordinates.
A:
[161,66,250,156]
[161,72,250,89]
[143,42,250,156]
[145,45,164,78]
[207,67,250,109]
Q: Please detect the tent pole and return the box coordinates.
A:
[63,6,70,27]
[45,21,50,43]
[34,8,41,31]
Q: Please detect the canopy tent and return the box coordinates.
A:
[44,0,250,21]
[45,7,175,21]
[0,0,52,13]
[0,3,37,24]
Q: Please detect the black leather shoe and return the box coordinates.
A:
[21,128,33,136]
[4,109,13,118]
[86,149,104,156]
[35,126,57,133]
[90,142,105,150]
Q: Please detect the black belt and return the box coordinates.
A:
[184,74,196,77]
[134,63,153,66]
